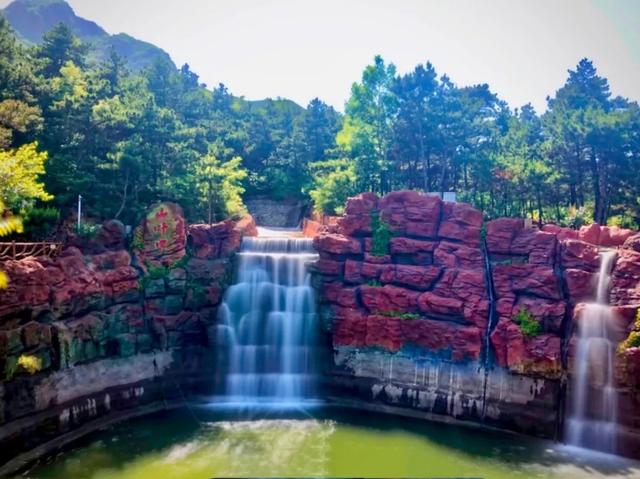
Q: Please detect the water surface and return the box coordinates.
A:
[17,406,640,479]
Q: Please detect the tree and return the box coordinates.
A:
[309,158,358,215]
[340,55,398,193]
[36,23,88,78]
[0,142,52,210]
[192,147,247,223]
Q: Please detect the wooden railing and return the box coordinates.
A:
[0,242,63,261]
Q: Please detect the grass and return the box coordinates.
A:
[513,307,541,337]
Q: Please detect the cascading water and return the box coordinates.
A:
[566,250,618,453]
[216,236,319,407]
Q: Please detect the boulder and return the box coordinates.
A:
[560,239,600,271]
[235,215,258,237]
[0,259,51,318]
[564,268,597,303]
[360,285,420,314]
[89,250,132,271]
[389,237,438,255]
[611,249,640,306]
[185,258,227,281]
[21,321,52,349]
[379,190,442,238]
[379,265,441,290]
[542,224,579,242]
[433,241,483,269]
[579,223,601,245]
[486,218,524,254]
[322,282,359,308]
[94,220,127,252]
[333,306,367,346]
[493,264,562,300]
[512,229,557,266]
[133,202,186,269]
[401,319,482,361]
[623,233,640,253]
[345,193,379,215]
[315,258,344,276]
[337,214,372,237]
[365,315,404,351]
[314,234,362,255]
[417,292,464,318]
[599,226,633,247]
[513,296,566,334]
[490,319,562,378]
[437,202,483,246]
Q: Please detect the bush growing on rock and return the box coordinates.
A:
[370,211,392,257]
[513,307,541,337]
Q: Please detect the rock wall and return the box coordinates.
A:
[245,196,307,227]
[313,190,640,447]
[0,203,256,470]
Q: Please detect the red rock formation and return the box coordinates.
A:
[360,285,420,314]
[133,202,187,270]
[314,190,640,381]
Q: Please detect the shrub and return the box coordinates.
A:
[513,307,541,337]
[380,310,421,320]
[565,205,593,229]
[4,354,43,381]
[370,211,392,257]
[619,309,640,352]
[18,354,42,375]
[22,206,60,239]
[77,222,100,239]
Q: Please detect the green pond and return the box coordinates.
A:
[16,406,640,479]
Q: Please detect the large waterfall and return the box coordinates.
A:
[566,250,618,453]
[217,236,319,407]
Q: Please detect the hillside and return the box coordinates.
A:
[2,0,174,69]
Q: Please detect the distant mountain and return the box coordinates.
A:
[2,0,174,70]
[241,98,306,115]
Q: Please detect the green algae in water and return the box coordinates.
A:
[17,407,640,479]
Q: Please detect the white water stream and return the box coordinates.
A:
[566,250,618,453]
[217,235,319,407]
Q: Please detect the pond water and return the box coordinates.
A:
[16,406,640,479]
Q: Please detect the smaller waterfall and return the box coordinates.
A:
[566,250,618,453]
[217,237,319,407]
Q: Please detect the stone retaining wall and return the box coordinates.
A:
[0,203,257,468]
[312,190,640,449]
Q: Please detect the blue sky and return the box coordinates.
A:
[3,0,639,111]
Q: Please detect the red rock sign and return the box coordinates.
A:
[133,202,186,270]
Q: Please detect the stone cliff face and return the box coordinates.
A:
[313,190,640,447]
[1,193,639,468]
[0,203,256,469]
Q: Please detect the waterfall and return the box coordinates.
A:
[566,250,618,453]
[217,236,319,407]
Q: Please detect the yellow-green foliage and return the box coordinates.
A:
[0,198,23,289]
[4,354,43,380]
[620,310,640,351]
[194,151,247,222]
[18,354,42,375]
[513,307,541,337]
[0,142,52,210]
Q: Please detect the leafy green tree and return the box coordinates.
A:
[309,158,358,215]
[0,142,52,210]
[192,147,247,223]
[36,23,88,78]
[340,55,398,193]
